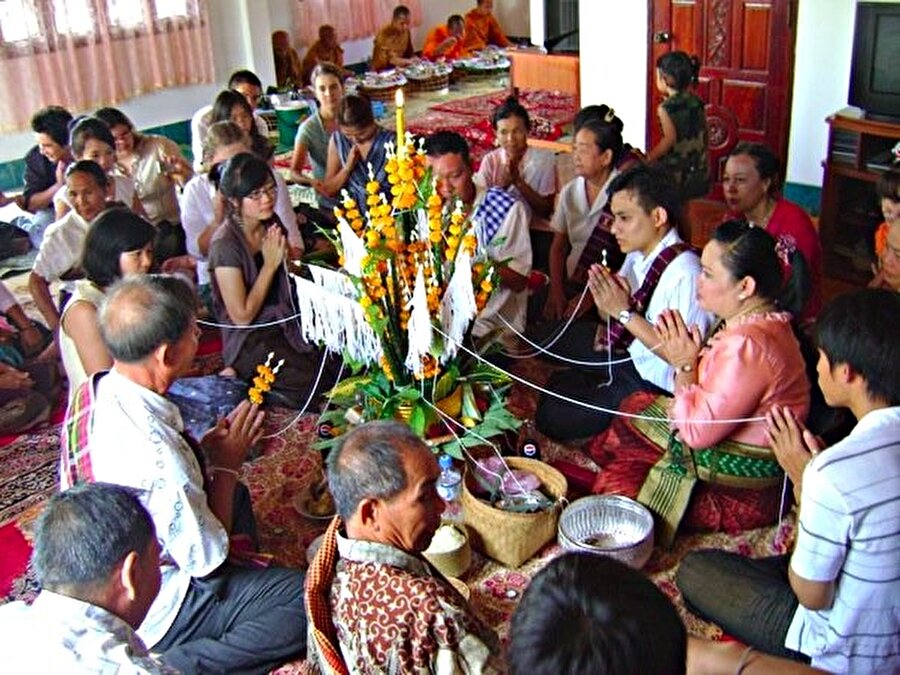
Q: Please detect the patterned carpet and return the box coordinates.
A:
[0,353,799,670]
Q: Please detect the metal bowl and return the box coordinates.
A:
[557,495,654,569]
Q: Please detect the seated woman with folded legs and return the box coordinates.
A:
[59,206,155,400]
[589,220,810,538]
[209,153,338,407]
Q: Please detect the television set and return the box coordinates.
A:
[849,2,900,121]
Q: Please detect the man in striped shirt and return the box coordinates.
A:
[677,288,900,673]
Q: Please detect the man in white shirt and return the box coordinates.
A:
[191,70,270,171]
[535,164,711,440]
[0,483,175,674]
[59,274,307,673]
[678,288,900,673]
[29,160,111,330]
[426,131,532,350]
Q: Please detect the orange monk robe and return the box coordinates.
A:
[371,23,414,71]
[422,24,467,61]
[462,8,511,52]
[300,41,345,87]
[275,47,304,88]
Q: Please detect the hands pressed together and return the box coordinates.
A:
[765,404,821,502]
[587,263,631,318]
[655,308,703,371]
[201,400,266,472]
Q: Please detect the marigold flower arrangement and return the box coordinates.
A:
[302,123,519,456]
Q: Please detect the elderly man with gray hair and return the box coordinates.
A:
[0,482,173,673]
[59,274,307,674]
[306,420,499,674]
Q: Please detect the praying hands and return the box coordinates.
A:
[587,263,631,318]
[765,404,822,503]
[655,308,703,374]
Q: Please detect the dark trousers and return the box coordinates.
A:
[535,356,667,441]
[676,550,810,662]
[156,563,307,675]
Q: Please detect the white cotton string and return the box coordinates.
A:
[431,325,767,426]
[497,313,664,367]
[777,472,790,526]
[262,356,345,439]
[500,284,593,360]
[198,312,304,330]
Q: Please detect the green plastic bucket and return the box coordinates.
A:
[274,102,312,148]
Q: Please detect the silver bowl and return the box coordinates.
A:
[557,495,654,569]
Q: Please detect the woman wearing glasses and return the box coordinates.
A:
[209,153,337,407]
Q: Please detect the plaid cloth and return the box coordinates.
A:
[59,373,107,488]
[473,187,517,246]
[305,516,349,675]
[594,242,692,352]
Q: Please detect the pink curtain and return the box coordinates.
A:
[0,0,215,132]
[292,0,423,47]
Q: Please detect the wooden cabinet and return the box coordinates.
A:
[820,108,899,285]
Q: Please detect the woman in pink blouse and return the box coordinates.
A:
[588,220,810,536]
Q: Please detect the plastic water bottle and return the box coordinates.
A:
[436,454,463,522]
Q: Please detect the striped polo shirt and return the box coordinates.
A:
[785,406,900,672]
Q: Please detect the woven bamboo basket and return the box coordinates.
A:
[407,72,451,92]
[423,522,471,578]
[461,457,567,568]
[359,84,403,102]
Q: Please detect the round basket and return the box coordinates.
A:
[359,84,403,102]
[557,495,654,569]
[461,456,567,568]
[423,522,472,578]
[407,72,451,92]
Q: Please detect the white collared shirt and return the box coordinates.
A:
[79,368,229,648]
[618,228,712,391]
[551,171,619,279]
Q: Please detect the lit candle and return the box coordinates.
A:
[395,88,405,154]
[601,248,608,269]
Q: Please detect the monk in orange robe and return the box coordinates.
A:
[272,31,303,89]
[422,14,467,61]
[463,0,511,52]
[371,5,415,71]
[301,25,347,87]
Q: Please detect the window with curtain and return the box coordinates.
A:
[0,0,215,132]
[292,0,422,48]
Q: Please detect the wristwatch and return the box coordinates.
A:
[617,309,633,325]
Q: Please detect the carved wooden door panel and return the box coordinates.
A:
[648,0,798,198]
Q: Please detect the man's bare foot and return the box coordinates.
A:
[219,366,237,378]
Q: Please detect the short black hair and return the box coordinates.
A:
[710,219,784,304]
[491,95,530,131]
[425,130,471,167]
[31,105,74,146]
[218,152,275,203]
[34,483,155,591]
[94,107,134,132]
[656,51,700,91]
[447,14,464,28]
[876,168,900,201]
[65,159,110,188]
[608,164,684,237]
[70,117,115,158]
[338,93,375,129]
[82,207,156,288]
[326,421,422,521]
[509,553,686,675]
[228,69,262,90]
[815,288,900,405]
[729,142,781,195]
[393,5,411,20]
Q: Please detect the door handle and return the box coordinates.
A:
[654,31,671,43]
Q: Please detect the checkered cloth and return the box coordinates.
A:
[305,516,350,675]
[473,187,517,246]
[59,373,106,487]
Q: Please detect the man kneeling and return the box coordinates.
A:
[307,421,499,673]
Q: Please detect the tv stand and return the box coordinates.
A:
[820,108,900,285]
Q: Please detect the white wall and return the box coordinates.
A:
[578,1,648,152]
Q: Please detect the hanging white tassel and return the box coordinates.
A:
[307,264,357,298]
[338,220,367,277]
[291,274,381,364]
[405,266,433,375]
[414,207,430,242]
[440,247,477,363]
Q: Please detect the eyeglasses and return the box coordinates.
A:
[247,184,277,202]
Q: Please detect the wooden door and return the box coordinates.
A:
[648,0,798,198]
